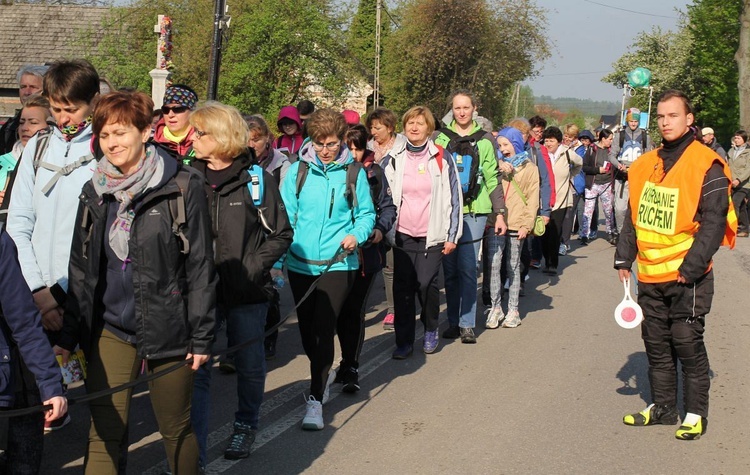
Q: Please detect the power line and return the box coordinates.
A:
[582,0,680,20]
[536,70,613,77]
[381,4,400,29]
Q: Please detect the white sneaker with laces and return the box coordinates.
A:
[485,307,505,329]
[302,395,324,430]
[502,309,522,328]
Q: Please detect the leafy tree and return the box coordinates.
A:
[381,0,549,124]
[603,1,745,144]
[740,1,750,130]
[563,108,586,131]
[219,0,355,119]
[602,26,695,139]
[687,0,742,143]
[83,0,216,95]
[85,0,357,119]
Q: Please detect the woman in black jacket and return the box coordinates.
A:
[580,129,617,245]
[334,125,396,392]
[57,91,217,475]
[189,102,293,462]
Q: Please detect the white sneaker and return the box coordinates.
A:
[302,396,324,430]
[558,244,567,256]
[502,309,521,328]
[485,307,505,329]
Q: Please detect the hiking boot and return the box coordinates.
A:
[219,354,236,374]
[223,421,256,460]
[383,313,395,331]
[623,404,679,426]
[460,327,476,344]
[392,345,413,360]
[44,413,71,432]
[264,340,277,360]
[675,417,707,441]
[442,325,461,339]
[423,330,439,354]
[302,396,324,430]
[502,309,521,328]
[341,367,360,393]
[485,307,505,329]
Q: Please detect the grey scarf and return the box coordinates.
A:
[92,145,164,260]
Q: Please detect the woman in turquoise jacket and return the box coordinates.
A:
[280,108,375,431]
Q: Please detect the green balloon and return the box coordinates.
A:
[628,67,652,88]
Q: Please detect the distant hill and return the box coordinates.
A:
[535,95,620,117]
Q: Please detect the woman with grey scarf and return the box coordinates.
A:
[56,90,217,475]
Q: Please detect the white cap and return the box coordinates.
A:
[701,127,715,136]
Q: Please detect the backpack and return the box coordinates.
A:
[170,165,270,255]
[246,164,265,207]
[618,129,648,166]
[33,127,95,195]
[294,161,364,213]
[440,128,490,205]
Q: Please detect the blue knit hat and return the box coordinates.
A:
[497,127,525,155]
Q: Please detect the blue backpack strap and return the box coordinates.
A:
[247,164,264,206]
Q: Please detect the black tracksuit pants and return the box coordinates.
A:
[638,271,714,417]
[393,233,443,349]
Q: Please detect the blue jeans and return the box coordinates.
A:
[192,302,268,465]
[443,214,487,328]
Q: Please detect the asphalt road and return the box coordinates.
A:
[40,234,750,474]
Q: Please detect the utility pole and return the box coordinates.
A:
[207,0,229,101]
[374,0,382,108]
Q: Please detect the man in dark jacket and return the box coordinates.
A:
[701,127,727,160]
[614,90,736,441]
[0,65,48,154]
[0,224,67,473]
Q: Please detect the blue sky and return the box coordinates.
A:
[525,0,690,101]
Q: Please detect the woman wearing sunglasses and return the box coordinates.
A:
[152,84,199,160]
[280,109,375,431]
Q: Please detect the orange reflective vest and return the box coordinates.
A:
[628,141,737,283]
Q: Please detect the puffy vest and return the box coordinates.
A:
[628,141,737,283]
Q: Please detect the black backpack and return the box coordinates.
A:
[440,128,491,205]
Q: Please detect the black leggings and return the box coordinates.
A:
[337,271,377,370]
[288,270,355,400]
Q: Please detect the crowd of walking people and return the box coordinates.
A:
[0,59,742,472]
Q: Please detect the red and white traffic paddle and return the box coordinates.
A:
[614,278,643,329]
